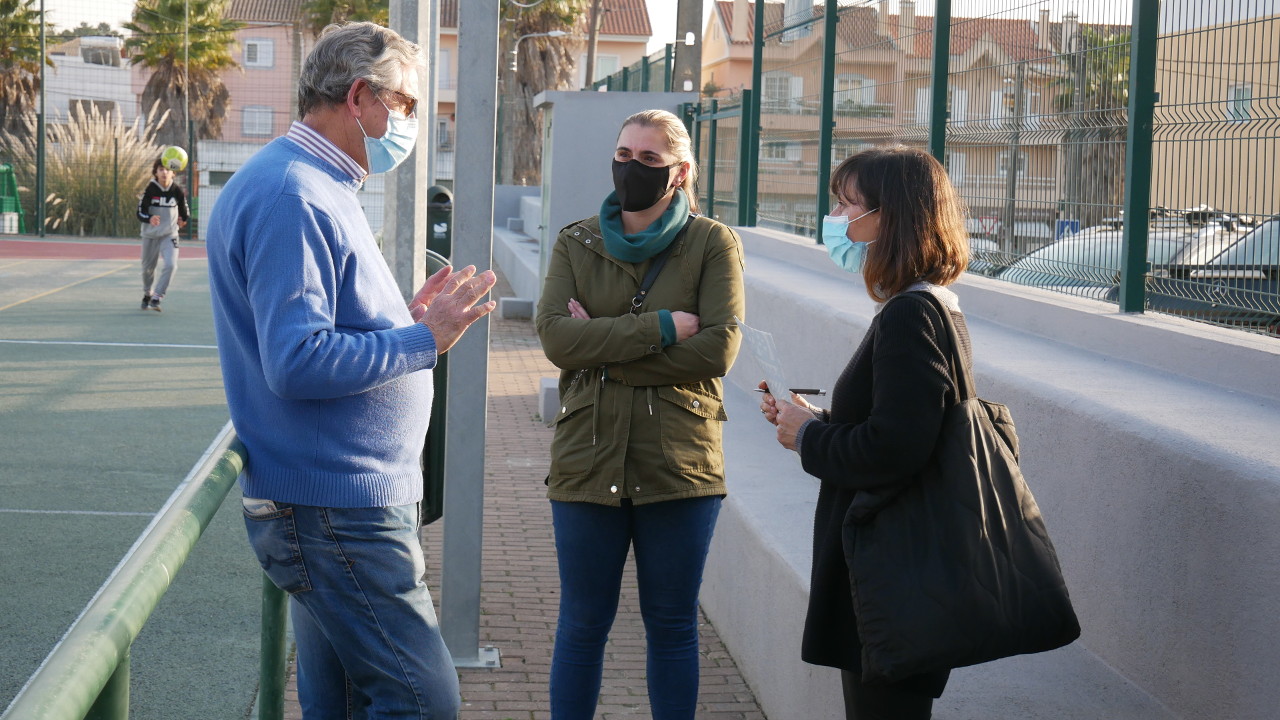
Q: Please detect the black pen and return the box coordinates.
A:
[755,388,826,396]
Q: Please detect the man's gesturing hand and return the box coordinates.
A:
[409,265,498,354]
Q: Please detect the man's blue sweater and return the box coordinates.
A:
[206,136,438,508]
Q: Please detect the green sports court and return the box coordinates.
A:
[0,237,262,717]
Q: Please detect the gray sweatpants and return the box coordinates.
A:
[141,235,179,298]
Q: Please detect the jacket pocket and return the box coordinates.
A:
[656,385,725,473]
[549,386,597,478]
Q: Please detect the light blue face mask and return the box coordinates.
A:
[356,99,418,174]
[821,208,878,273]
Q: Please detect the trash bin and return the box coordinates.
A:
[420,248,451,526]
[0,164,25,234]
[426,185,452,259]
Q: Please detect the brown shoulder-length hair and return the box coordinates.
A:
[830,146,969,302]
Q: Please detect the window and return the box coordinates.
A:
[834,74,875,106]
[436,119,452,150]
[763,141,801,162]
[242,106,274,136]
[762,72,802,112]
[997,150,1027,177]
[945,151,967,184]
[243,39,274,69]
[438,49,453,90]
[69,99,118,119]
[578,53,620,87]
[1227,84,1253,121]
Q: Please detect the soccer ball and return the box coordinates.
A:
[161,146,188,172]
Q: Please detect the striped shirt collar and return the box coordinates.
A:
[285,121,366,181]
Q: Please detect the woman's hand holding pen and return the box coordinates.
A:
[759,380,819,451]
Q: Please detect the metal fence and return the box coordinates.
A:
[690,0,1278,336]
[592,44,676,93]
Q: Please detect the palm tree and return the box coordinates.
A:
[1055,27,1131,229]
[123,0,243,149]
[0,0,51,136]
[301,0,389,37]
[501,0,588,185]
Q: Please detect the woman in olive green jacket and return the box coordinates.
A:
[535,109,745,720]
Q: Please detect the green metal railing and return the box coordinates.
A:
[1,424,289,720]
[592,44,675,92]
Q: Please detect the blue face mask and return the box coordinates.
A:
[356,99,418,174]
[821,208,878,273]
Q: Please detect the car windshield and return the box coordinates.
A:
[999,235,1185,289]
[1206,220,1280,266]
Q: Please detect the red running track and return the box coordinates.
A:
[0,238,207,260]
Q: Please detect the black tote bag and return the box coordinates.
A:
[843,291,1080,684]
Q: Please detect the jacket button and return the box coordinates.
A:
[585,238,592,244]
[649,344,658,352]
[561,406,566,413]
[634,486,641,492]
[610,485,618,493]
[573,230,580,236]
[692,400,700,408]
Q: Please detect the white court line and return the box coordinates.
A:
[0,339,217,349]
[0,508,154,517]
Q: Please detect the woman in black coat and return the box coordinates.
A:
[759,146,971,719]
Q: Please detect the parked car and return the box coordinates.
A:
[1145,218,1280,333]
[994,215,1249,299]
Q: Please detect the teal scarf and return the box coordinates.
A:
[599,189,690,262]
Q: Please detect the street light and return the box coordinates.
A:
[511,30,568,73]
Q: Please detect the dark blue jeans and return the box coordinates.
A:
[243,499,460,720]
[550,496,722,720]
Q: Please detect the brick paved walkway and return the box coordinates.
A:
[281,271,767,719]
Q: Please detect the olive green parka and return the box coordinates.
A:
[536,214,746,506]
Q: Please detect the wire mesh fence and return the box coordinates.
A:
[689,0,1278,336]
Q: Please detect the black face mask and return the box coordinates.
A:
[612,159,675,212]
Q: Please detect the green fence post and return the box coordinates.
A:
[928,0,952,161]
[737,89,755,227]
[747,0,765,227]
[84,652,128,720]
[817,0,840,224]
[1120,0,1159,313]
[258,576,289,720]
[664,43,674,92]
[707,100,719,220]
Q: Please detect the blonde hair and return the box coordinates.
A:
[619,109,701,214]
[830,146,970,301]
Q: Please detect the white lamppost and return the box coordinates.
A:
[510,29,568,73]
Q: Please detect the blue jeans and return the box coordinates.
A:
[243,499,460,720]
[550,496,722,720]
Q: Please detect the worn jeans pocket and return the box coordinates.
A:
[242,497,311,594]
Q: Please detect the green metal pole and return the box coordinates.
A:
[816,0,839,225]
[707,99,718,220]
[1119,0,1159,313]
[746,0,764,226]
[84,651,128,720]
[257,576,288,720]
[112,137,119,236]
[737,89,754,226]
[36,0,45,237]
[664,43,673,92]
[928,0,952,161]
